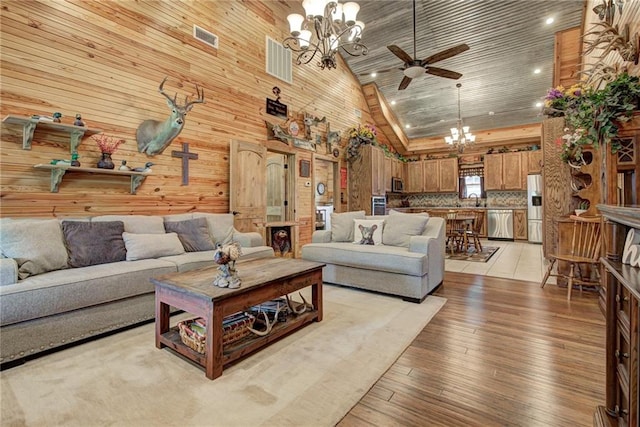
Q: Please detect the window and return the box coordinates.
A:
[458,165,484,199]
[462,175,482,198]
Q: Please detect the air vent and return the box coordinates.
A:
[193,24,218,49]
[266,36,292,84]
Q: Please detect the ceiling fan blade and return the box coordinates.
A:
[421,44,470,65]
[425,67,463,80]
[398,76,412,90]
[387,45,414,64]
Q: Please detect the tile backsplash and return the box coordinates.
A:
[387,191,527,208]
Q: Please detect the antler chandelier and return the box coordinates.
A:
[445,83,475,152]
[283,1,368,70]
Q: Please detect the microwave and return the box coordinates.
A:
[391,177,404,193]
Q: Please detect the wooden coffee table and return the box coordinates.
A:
[152,257,324,380]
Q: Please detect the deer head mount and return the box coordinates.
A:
[136,77,204,156]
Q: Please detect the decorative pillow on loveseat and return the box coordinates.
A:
[122,232,185,261]
[164,217,215,252]
[0,219,69,279]
[382,211,429,248]
[62,220,127,267]
[331,210,365,242]
[352,219,384,245]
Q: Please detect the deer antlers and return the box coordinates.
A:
[158,76,205,111]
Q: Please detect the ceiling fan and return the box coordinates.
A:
[383,0,469,90]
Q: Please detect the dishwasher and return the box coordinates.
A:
[487,209,514,240]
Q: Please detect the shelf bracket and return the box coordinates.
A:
[68,129,86,154]
[131,175,147,195]
[49,168,67,193]
[22,117,39,150]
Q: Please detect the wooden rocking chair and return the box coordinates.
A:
[540,215,602,301]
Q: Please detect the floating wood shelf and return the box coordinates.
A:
[33,164,150,194]
[3,115,101,153]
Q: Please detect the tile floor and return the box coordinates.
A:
[445,239,556,284]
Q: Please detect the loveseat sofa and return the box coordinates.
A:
[301,210,445,303]
[0,212,274,366]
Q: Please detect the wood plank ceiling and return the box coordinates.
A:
[339,0,585,140]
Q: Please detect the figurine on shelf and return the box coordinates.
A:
[70,152,81,167]
[73,114,85,127]
[119,160,132,171]
[131,162,153,173]
[50,152,80,167]
[52,112,62,123]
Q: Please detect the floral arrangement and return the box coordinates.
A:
[345,124,378,161]
[91,134,125,154]
[542,83,586,117]
[542,72,640,164]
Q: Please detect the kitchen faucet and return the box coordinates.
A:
[468,193,481,207]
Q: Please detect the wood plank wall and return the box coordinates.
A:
[0,1,375,248]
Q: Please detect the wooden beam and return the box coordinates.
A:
[361,83,410,154]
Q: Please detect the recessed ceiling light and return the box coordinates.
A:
[546,17,554,25]
[370,72,377,78]
[440,119,445,122]
[405,124,411,129]
[534,68,541,74]
[535,102,543,108]
[488,111,495,116]
[390,100,396,105]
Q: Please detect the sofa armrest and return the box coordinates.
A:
[311,230,332,243]
[409,234,445,287]
[0,258,18,287]
[233,231,263,248]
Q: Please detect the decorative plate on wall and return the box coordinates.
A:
[317,182,326,195]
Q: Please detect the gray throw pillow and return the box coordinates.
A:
[62,221,127,267]
[164,217,215,252]
[0,219,69,279]
[382,213,429,248]
[331,211,366,242]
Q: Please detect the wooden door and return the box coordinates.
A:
[502,152,524,190]
[266,153,286,222]
[230,140,266,234]
[513,209,527,240]
[371,146,385,196]
[484,154,503,190]
[406,161,423,192]
[438,158,459,192]
[527,150,543,174]
[384,156,392,192]
[423,159,439,192]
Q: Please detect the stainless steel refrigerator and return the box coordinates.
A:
[527,174,542,243]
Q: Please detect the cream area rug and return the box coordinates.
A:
[1,286,446,427]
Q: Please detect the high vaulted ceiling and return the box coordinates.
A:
[341,0,585,143]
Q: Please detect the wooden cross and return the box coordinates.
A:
[171,142,198,185]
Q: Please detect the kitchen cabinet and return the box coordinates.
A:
[513,209,527,240]
[484,152,525,190]
[527,150,543,174]
[385,157,406,192]
[405,161,424,193]
[348,145,386,214]
[422,158,458,193]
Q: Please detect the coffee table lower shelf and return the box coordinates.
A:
[158,310,319,367]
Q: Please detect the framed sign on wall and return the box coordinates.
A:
[340,167,347,189]
[299,160,310,177]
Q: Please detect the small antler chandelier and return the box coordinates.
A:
[445,83,475,153]
[283,1,368,70]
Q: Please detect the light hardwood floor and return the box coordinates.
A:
[339,242,605,427]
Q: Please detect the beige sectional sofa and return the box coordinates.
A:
[0,212,274,366]
[301,210,445,303]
